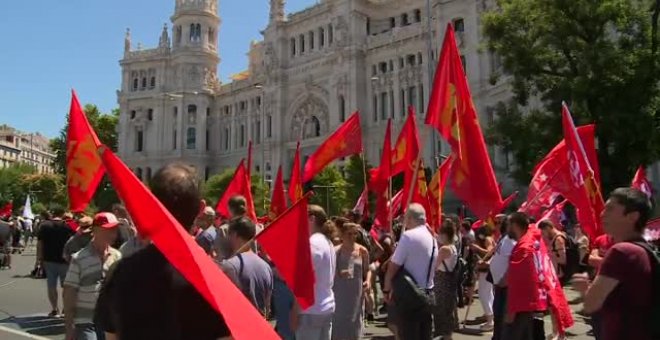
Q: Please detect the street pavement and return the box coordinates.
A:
[0,245,594,339]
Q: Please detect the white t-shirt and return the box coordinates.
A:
[391,225,438,289]
[302,232,336,315]
[489,235,516,285]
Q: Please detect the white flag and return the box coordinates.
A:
[22,195,34,220]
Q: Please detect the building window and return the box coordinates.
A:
[173,129,177,150]
[224,128,229,150]
[206,107,210,118]
[175,26,182,45]
[190,23,202,42]
[380,92,388,120]
[408,86,417,112]
[366,18,371,35]
[150,77,156,89]
[205,129,210,151]
[402,13,410,26]
[390,17,396,28]
[309,31,314,50]
[135,130,144,152]
[141,78,147,89]
[417,53,423,65]
[319,27,325,47]
[132,78,138,91]
[414,9,422,23]
[407,54,416,66]
[399,57,404,69]
[373,95,378,122]
[328,24,333,44]
[379,62,387,73]
[267,115,272,138]
[389,60,394,72]
[240,125,245,147]
[418,84,425,114]
[400,89,406,117]
[299,34,305,54]
[304,116,321,138]
[187,105,197,124]
[256,120,261,144]
[148,109,153,121]
[186,127,196,149]
[389,90,395,119]
[130,110,136,120]
[453,18,465,32]
[291,38,296,56]
[339,96,346,122]
[146,167,152,182]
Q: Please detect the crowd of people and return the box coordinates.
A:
[0,163,657,340]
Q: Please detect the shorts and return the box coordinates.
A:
[43,262,68,289]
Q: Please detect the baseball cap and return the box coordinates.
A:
[93,212,120,229]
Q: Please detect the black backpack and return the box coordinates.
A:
[628,241,660,339]
[552,234,581,286]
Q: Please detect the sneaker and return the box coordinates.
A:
[47,310,59,318]
[479,322,494,332]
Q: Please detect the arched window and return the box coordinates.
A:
[291,38,296,56]
[196,24,202,41]
[309,31,315,50]
[190,24,195,41]
[312,116,321,137]
[141,78,147,89]
[150,76,156,88]
[135,129,144,152]
[299,34,305,54]
[186,127,196,149]
[148,109,153,121]
[319,27,325,47]
[130,110,136,120]
[414,9,422,23]
[402,13,410,26]
[132,78,138,91]
[339,96,346,122]
[453,18,465,32]
[187,105,197,124]
[175,26,182,45]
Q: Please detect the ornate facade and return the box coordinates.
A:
[117,0,515,185]
[0,124,55,173]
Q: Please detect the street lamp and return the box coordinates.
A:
[312,185,337,215]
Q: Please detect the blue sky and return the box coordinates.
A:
[0,0,315,138]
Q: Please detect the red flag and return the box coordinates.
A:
[246,140,253,177]
[645,217,660,242]
[215,160,257,222]
[99,146,279,339]
[402,158,431,215]
[256,193,315,309]
[561,104,604,240]
[288,142,303,204]
[522,125,598,221]
[303,112,363,182]
[352,188,369,217]
[631,166,652,199]
[268,166,287,220]
[427,156,454,230]
[391,109,420,176]
[390,189,404,218]
[371,120,392,229]
[66,90,105,212]
[0,202,12,219]
[539,200,568,230]
[507,228,573,334]
[426,24,504,220]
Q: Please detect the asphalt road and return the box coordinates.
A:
[0,244,594,339]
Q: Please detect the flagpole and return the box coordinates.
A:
[232,191,314,256]
[405,156,422,209]
[522,158,568,213]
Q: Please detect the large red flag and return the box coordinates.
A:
[521,125,598,221]
[288,142,303,204]
[268,166,287,219]
[0,202,12,219]
[256,193,315,309]
[539,200,568,230]
[427,156,454,230]
[215,160,257,221]
[425,24,505,220]
[561,104,604,240]
[99,147,279,339]
[303,112,363,182]
[371,120,392,229]
[391,109,420,176]
[631,166,652,199]
[66,90,105,212]
[390,189,404,218]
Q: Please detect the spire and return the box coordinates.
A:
[159,23,170,48]
[269,0,285,23]
[124,28,131,54]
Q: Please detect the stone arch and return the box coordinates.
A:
[289,94,329,141]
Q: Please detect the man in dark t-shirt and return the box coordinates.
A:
[37,207,75,317]
[95,163,231,340]
[0,220,12,268]
[573,187,653,340]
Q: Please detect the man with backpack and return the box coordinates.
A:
[538,220,582,286]
[573,187,658,340]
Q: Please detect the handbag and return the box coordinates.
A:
[392,239,436,314]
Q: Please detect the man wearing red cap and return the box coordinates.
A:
[63,212,122,340]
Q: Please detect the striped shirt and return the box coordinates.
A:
[64,244,121,324]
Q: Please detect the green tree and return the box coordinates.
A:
[202,169,268,217]
[344,155,371,204]
[483,0,660,191]
[50,105,119,176]
[0,164,35,209]
[309,166,349,216]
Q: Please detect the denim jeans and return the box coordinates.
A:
[492,286,507,340]
[273,277,295,340]
[43,262,68,288]
[75,323,105,340]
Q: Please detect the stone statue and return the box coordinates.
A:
[124,28,131,53]
[159,23,170,48]
[269,0,285,23]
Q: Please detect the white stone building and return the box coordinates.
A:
[115,0,519,187]
[0,124,55,174]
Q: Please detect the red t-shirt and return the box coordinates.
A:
[598,242,653,340]
[592,234,614,256]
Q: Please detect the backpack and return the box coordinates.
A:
[450,241,469,308]
[552,234,581,286]
[628,241,660,339]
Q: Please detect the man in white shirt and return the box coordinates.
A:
[383,203,438,340]
[293,205,336,340]
[489,218,517,340]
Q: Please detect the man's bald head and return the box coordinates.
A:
[404,203,427,229]
[150,163,201,230]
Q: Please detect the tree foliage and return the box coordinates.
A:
[202,169,268,217]
[483,0,660,191]
[344,155,371,204]
[0,164,67,213]
[309,166,349,216]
